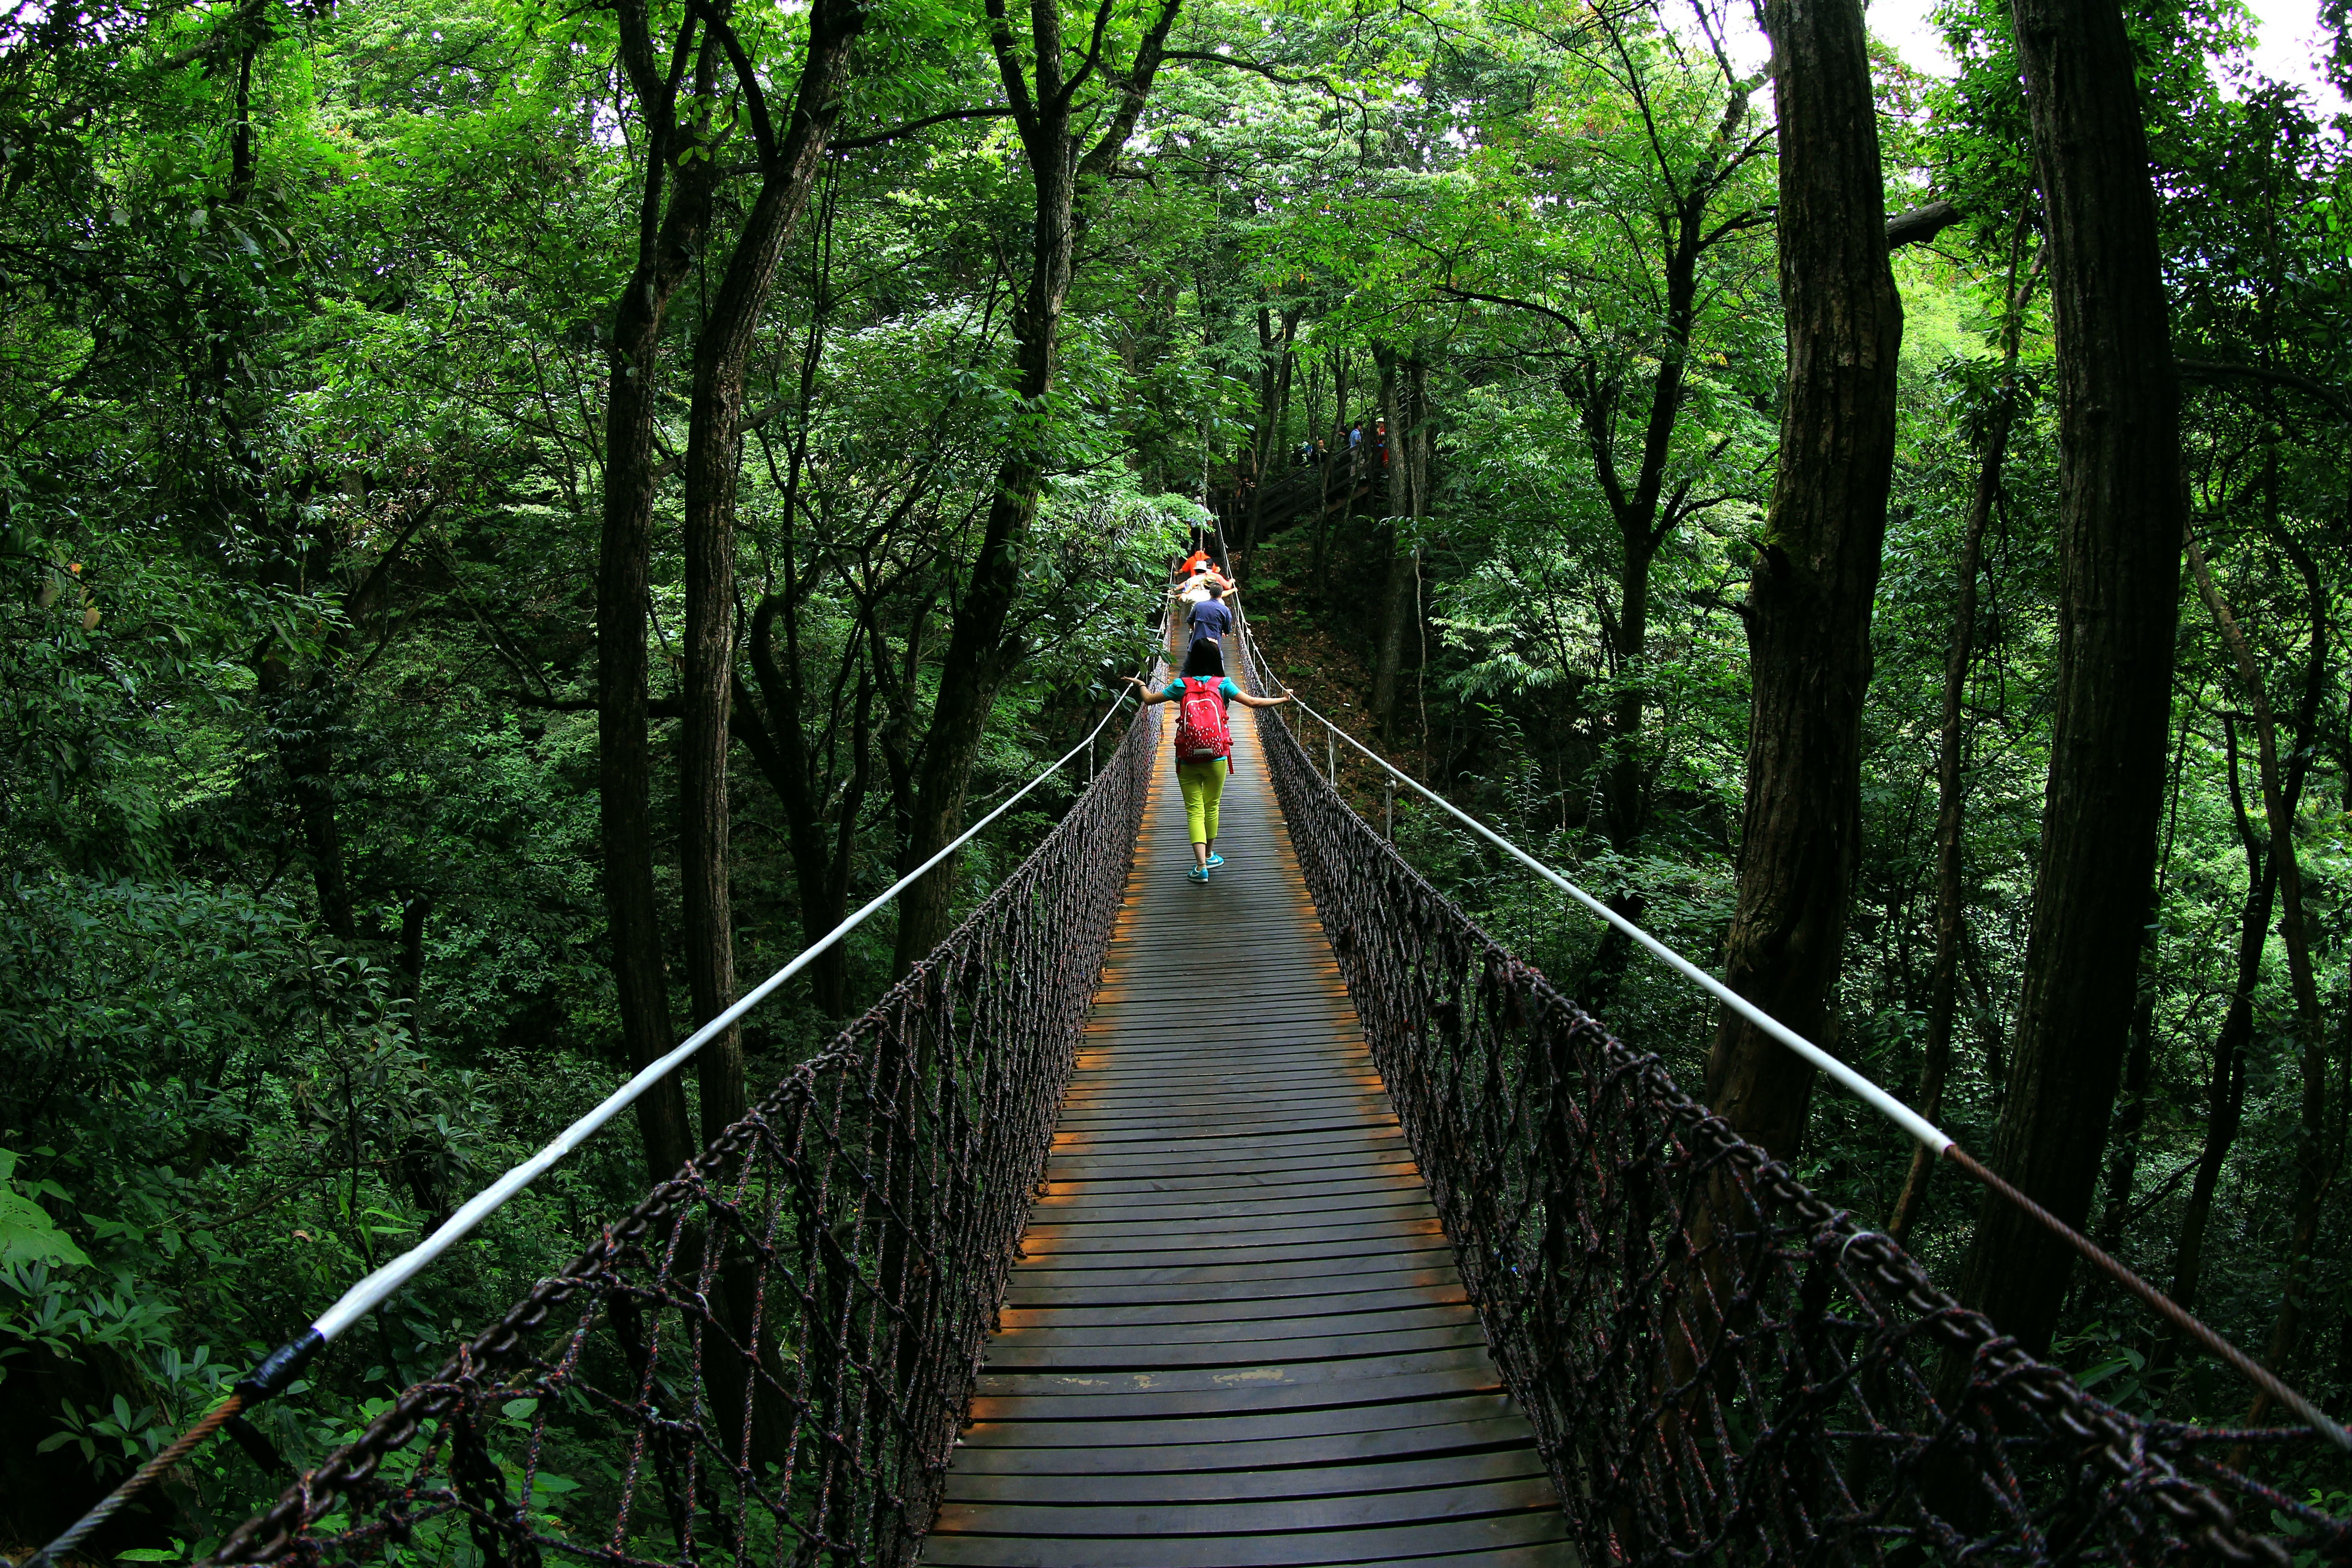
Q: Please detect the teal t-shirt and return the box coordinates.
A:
[1161,677,1242,701]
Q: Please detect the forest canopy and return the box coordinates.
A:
[3,0,2350,1551]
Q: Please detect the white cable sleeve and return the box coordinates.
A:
[313,622,1170,1344]
[1237,622,1952,1157]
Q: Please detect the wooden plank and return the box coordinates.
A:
[1021,1216,1445,1246]
[982,1322,1488,1368]
[1030,1166,1428,1200]
[928,1475,1562,1539]
[974,1344,1498,1400]
[1048,1129,1409,1163]
[1063,1066,1377,1094]
[1000,1275,1461,1310]
[944,1413,1535,1471]
[1059,1082,1386,1110]
[1049,1119,1390,1147]
[994,1287,1470,1332]
[1070,1045,1366,1068]
[1043,1141,1411,1180]
[916,1510,1572,1568]
[1058,1089,1377,1113]
[1014,1236,1456,1277]
[967,1365,1502,1424]
[1001,1256,1460,1298]
[993,1304,1478,1349]
[954,1392,1527,1450]
[1024,1216,1442,1254]
[1027,1184,1431,1223]
[939,1446,1548,1504]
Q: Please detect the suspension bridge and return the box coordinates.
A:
[29,595,2347,1568]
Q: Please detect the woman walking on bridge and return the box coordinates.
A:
[1126,638,1289,883]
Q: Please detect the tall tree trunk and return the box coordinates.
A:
[1701,0,1900,1164]
[678,0,866,1141]
[1950,0,2186,1359]
[1888,232,2034,1245]
[889,0,1181,976]
[597,9,721,1185]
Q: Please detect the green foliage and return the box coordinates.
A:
[4,0,2352,1544]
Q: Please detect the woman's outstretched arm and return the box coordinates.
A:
[1231,690,1291,709]
[1123,675,1176,705]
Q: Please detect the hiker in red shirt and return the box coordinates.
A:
[1125,638,1290,882]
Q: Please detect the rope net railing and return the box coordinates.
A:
[208,693,1161,1568]
[1230,629,2344,1568]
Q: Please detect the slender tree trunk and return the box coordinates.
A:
[1888,235,2034,1245]
[1241,304,1302,579]
[259,657,359,940]
[1702,0,1901,1164]
[597,11,720,1184]
[678,0,866,1140]
[1313,352,1351,591]
[2157,715,2272,1375]
[890,0,1181,976]
[1369,348,1417,741]
[1948,0,2186,1359]
[737,605,874,1018]
[2185,533,2330,1417]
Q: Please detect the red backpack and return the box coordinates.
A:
[1174,677,1233,764]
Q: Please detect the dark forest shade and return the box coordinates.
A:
[1703,0,1901,1163]
[1951,0,2188,1359]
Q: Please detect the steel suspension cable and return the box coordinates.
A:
[1236,614,2351,1452]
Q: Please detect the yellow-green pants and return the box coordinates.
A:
[1178,759,1226,843]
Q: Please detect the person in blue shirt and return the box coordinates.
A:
[1124,638,1290,882]
[1187,580,1235,645]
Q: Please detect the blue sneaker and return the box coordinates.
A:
[1187,865,1211,883]
[1205,853,1225,868]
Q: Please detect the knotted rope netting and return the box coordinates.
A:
[1231,630,2347,1567]
[210,695,1159,1568]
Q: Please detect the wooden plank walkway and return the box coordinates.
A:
[923,673,1573,1567]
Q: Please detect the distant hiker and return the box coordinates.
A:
[1187,579,1234,645]
[1174,555,1232,608]
[1375,418,1389,466]
[1126,639,1290,882]
[1313,436,1328,464]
